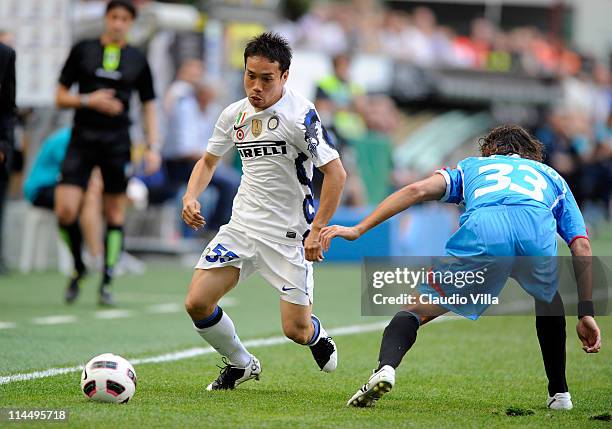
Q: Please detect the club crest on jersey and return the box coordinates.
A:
[267,115,279,130]
[252,119,262,137]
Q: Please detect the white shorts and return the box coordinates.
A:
[194,223,314,306]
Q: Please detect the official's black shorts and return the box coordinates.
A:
[59,127,131,194]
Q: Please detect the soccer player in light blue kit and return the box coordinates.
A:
[321,125,601,410]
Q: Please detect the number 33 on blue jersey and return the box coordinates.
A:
[436,154,586,245]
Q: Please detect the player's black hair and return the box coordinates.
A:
[244,32,292,74]
[479,124,545,162]
[106,0,137,19]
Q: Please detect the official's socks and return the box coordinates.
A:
[103,224,123,285]
[59,220,85,275]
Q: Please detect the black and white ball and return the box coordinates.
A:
[81,353,137,403]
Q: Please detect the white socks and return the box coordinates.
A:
[194,308,252,368]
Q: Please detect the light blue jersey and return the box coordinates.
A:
[419,154,589,319]
[23,127,71,203]
[436,154,588,249]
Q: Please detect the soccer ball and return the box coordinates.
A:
[80,353,137,403]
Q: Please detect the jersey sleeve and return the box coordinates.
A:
[552,179,588,245]
[206,107,233,157]
[435,166,463,204]
[136,60,156,103]
[294,106,339,167]
[58,42,82,88]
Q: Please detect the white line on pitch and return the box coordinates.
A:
[0,317,457,385]
[31,315,77,325]
[94,310,133,319]
[219,297,237,307]
[0,322,16,329]
[147,303,183,314]
[147,297,236,314]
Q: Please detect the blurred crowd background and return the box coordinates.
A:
[0,0,610,272]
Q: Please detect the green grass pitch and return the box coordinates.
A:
[1,230,611,428]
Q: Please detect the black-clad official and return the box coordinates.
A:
[55,0,160,305]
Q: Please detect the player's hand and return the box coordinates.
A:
[87,89,124,116]
[143,149,161,176]
[319,225,361,251]
[576,316,601,353]
[304,230,324,262]
[181,197,206,231]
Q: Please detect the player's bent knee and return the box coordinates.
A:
[184,296,216,321]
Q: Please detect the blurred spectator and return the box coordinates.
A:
[23,127,104,268]
[313,53,368,206]
[403,7,440,67]
[0,39,16,274]
[315,53,367,144]
[298,3,349,56]
[453,18,494,69]
[160,60,240,231]
[288,2,597,80]
[378,11,414,62]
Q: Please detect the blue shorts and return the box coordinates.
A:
[418,206,560,319]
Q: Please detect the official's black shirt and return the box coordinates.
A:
[59,39,155,130]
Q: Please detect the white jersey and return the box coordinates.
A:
[206,87,340,246]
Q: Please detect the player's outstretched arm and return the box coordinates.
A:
[305,158,346,262]
[181,152,220,231]
[320,173,446,250]
[570,237,601,353]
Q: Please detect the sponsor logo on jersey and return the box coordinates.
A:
[236,140,287,159]
[286,231,297,239]
[233,123,247,131]
[267,115,279,130]
[94,68,122,80]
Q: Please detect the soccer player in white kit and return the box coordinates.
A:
[182,33,347,390]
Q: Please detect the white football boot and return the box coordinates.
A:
[206,355,261,391]
[347,365,395,407]
[547,392,573,410]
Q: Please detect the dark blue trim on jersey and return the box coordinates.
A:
[295,152,316,225]
[294,152,313,193]
[303,195,315,224]
[321,125,336,150]
[302,229,310,246]
[303,109,320,159]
